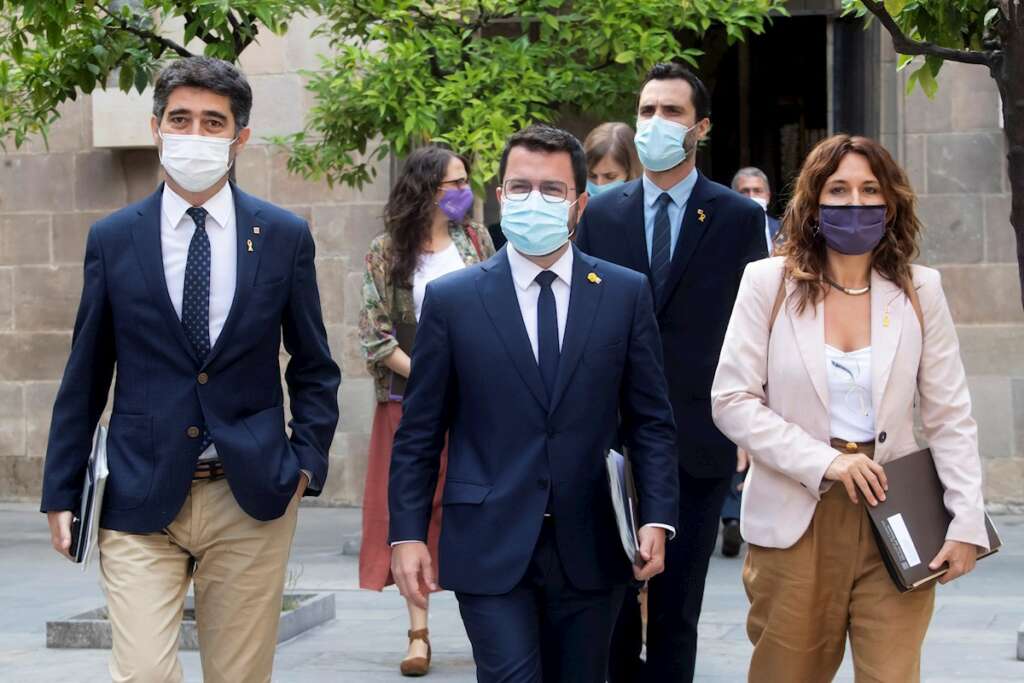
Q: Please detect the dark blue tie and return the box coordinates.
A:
[650,192,673,304]
[183,207,214,454]
[535,270,560,401]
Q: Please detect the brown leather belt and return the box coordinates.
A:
[193,460,226,480]
[830,438,876,458]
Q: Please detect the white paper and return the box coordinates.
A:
[886,513,921,568]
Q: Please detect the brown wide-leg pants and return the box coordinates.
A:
[98,478,300,683]
[743,480,935,683]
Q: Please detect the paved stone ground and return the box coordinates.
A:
[2,503,1021,682]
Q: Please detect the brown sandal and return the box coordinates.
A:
[400,628,431,677]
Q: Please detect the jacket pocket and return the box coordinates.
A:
[442,480,492,506]
[103,414,154,510]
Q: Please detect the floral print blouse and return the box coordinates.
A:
[359,221,496,402]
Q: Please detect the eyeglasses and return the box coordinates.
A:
[439,177,470,189]
[830,357,871,417]
[502,179,576,203]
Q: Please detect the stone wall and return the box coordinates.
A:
[0,16,385,506]
[878,45,1024,506]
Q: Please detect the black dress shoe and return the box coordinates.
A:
[721,519,743,557]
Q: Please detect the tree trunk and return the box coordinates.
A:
[995,1,1024,311]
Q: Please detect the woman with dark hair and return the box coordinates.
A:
[358,145,494,677]
[711,135,989,682]
[583,122,642,196]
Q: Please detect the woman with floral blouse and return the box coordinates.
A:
[358,145,494,677]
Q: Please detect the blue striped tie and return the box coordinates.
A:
[650,192,673,304]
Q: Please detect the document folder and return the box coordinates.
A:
[865,448,1001,592]
[68,424,108,568]
[606,448,643,566]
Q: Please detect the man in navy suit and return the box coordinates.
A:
[40,57,340,682]
[575,64,769,682]
[388,124,679,683]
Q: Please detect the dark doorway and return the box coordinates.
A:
[701,15,830,213]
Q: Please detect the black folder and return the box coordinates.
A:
[606,448,643,566]
[865,448,1002,592]
[387,323,418,400]
[68,425,108,565]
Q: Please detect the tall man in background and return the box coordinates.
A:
[41,57,340,682]
[576,63,769,681]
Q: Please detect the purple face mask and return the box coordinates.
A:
[438,187,474,223]
[818,204,887,255]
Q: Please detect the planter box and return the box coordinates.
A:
[47,592,335,650]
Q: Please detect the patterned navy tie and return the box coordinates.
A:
[183,207,214,454]
[650,192,673,305]
[535,270,560,401]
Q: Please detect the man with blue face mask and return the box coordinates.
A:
[40,57,339,682]
[388,124,679,683]
[576,63,770,682]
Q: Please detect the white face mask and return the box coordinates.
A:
[751,196,769,211]
[158,131,237,193]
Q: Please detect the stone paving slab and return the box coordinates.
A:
[1,503,1022,681]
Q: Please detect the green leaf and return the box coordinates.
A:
[614,50,636,64]
[883,0,907,16]
[984,8,1000,26]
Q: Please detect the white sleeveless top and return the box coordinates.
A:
[412,242,466,321]
[825,345,876,443]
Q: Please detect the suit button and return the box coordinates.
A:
[878,431,887,444]
[197,372,209,385]
[537,478,549,490]
[186,426,201,439]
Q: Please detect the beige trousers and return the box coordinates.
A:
[99,478,299,683]
[743,483,935,683]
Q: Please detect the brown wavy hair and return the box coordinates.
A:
[384,145,471,287]
[776,134,922,313]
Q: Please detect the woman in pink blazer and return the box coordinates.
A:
[711,135,989,683]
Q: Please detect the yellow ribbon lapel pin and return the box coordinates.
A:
[587,272,602,284]
[697,208,707,223]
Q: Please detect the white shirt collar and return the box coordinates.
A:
[162,182,234,231]
[507,243,574,291]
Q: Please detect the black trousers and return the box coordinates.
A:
[456,519,625,683]
[608,471,732,682]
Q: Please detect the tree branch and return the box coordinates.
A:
[861,0,992,66]
[96,3,192,58]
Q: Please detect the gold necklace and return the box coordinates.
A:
[824,275,870,296]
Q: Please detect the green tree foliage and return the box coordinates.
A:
[0,1,319,148]
[281,0,787,191]
[844,1,1024,309]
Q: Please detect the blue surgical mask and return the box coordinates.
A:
[500,191,575,256]
[586,178,625,197]
[634,116,690,172]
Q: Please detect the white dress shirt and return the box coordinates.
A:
[162,182,237,347]
[506,243,572,358]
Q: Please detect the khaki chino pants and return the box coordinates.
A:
[99,478,299,683]
[743,484,935,683]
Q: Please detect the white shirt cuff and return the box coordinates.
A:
[642,523,676,540]
[390,540,424,547]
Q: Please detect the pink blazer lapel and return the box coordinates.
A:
[870,270,907,416]
[788,280,830,411]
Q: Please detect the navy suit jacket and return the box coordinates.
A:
[388,245,679,595]
[40,184,341,532]
[576,174,768,479]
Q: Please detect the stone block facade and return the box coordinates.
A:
[879,47,1024,506]
[1,11,1022,507]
